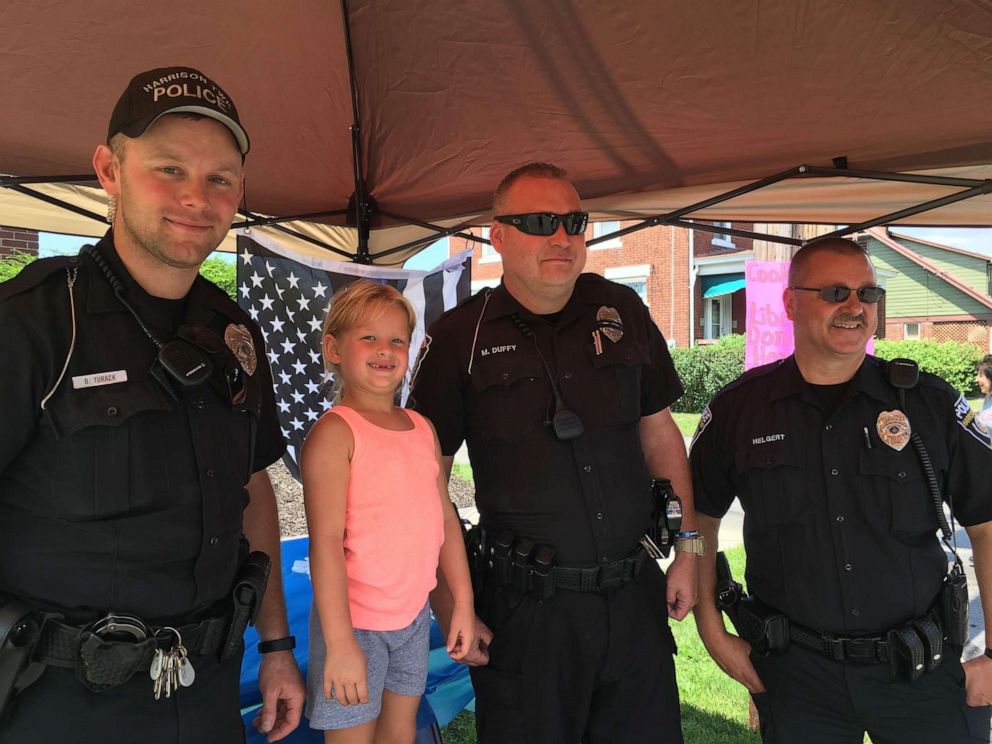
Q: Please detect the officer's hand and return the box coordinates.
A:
[324,638,370,706]
[457,617,492,667]
[446,604,479,662]
[702,630,766,694]
[665,551,700,621]
[963,654,992,706]
[254,650,306,742]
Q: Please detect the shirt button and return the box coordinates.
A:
[897,471,907,479]
[845,563,852,571]
[106,406,119,417]
[601,555,609,564]
[194,399,207,410]
[205,469,215,479]
[501,372,509,381]
[836,515,845,523]
[209,537,219,546]
[595,512,604,520]
[584,465,592,473]
[851,609,860,617]
[825,424,833,431]
[563,371,573,380]
[830,468,839,476]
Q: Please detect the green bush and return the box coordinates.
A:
[0,250,37,283]
[873,339,983,396]
[671,334,746,413]
[199,256,237,300]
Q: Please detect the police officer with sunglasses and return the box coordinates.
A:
[0,67,304,742]
[413,162,698,743]
[691,237,992,743]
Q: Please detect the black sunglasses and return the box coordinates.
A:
[789,285,886,304]
[493,212,589,236]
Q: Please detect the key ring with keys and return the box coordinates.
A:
[150,626,196,700]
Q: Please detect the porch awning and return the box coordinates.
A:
[701,273,746,298]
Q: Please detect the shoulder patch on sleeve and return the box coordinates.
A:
[955,394,991,449]
[689,403,713,450]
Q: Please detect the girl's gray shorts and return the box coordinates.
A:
[305,602,431,730]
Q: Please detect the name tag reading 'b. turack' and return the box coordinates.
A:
[72,370,128,389]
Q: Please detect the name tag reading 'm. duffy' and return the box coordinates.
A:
[72,370,128,389]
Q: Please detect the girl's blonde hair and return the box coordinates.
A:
[321,279,418,402]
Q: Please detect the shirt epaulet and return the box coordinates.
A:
[0,255,80,304]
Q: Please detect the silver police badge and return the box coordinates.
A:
[596,306,623,343]
[876,410,911,451]
[224,324,257,376]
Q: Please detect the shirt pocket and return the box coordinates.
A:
[857,447,938,537]
[43,380,173,520]
[469,355,547,441]
[734,443,807,526]
[586,339,650,426]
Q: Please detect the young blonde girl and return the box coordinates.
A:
[301,280,476,743]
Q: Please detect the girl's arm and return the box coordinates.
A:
[301,413,368,705]
[428,425,478,661]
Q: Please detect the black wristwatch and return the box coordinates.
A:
[258,636,296,654]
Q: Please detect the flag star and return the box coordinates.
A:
[309,349,322,364]
[240,248,253,266]
[281,428,291,439]
[259,295,275,311]
[292,390,305,404]
[278,399,290,413]
[239,283,250,299]
[306,408,320,421]
[280,338,296,355]
[308,316,323,332]
[286,308,296,322]
[265,261,276,277]
[270,318,285,333]
[249,306,259,320]
[313,282,327,298]
[292,360,307,376]
[268,349,280,365]
[287,272,300,289]
[296,329,308,342]
[275,284,285,299]
[306,380,321,395]
[250,271,264,288]
[296,295,310,311]
[290,417,304,431]
[279,370,292,385]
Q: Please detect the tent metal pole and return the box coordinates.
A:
[814,181,992,241]
[1,174,96,187]
[5,184,105,224]
[341,0,372,264]
[263,223,357,260]
[667,219,803,246]
[234,209,350,229]
[800,167,986,189]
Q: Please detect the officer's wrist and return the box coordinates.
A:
[258,635,296,654]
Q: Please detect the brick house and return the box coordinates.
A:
[449,221,753,348]
[0,226,40,257]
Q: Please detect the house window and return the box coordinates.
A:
[703,295,731,339]
[711,222,735,248]
[605,265,650,306]
[478,227,499,263]
[591,220,622,249]
[904,322,921,340]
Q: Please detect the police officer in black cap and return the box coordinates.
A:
[412,162,700,743]
[0,67,304,743]
[691,237,992,743]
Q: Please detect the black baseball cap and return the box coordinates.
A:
[108,66,250,155]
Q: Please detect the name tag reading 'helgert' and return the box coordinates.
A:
[72,370,128,389]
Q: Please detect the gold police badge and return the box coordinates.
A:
[876,410,911,451]
[224,324,257,376]
[596,306,623,343]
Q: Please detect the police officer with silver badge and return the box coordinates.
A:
[0,67,305,742]
[691,238,992,743]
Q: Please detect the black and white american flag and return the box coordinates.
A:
[236,231,471,480]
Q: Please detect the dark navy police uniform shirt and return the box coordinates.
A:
[0,231,284,622]
[412,274,683,567]
[691,354,992,635]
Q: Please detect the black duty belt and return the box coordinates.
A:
[551,552,645,593]
[789,622,890,664]
[34,613,228,669]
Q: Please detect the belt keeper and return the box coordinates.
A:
[258,636,296,654]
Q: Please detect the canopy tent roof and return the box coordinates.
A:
[1,0,991,265]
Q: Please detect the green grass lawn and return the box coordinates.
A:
[672,412,702,438]
[441,547,761,744]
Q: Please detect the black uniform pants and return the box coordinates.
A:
[750,644,991,743]
[0,648,244,743]
[470,558,683,744]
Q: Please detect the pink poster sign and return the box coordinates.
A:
[744,260,793,370]
[744,258,874,370]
